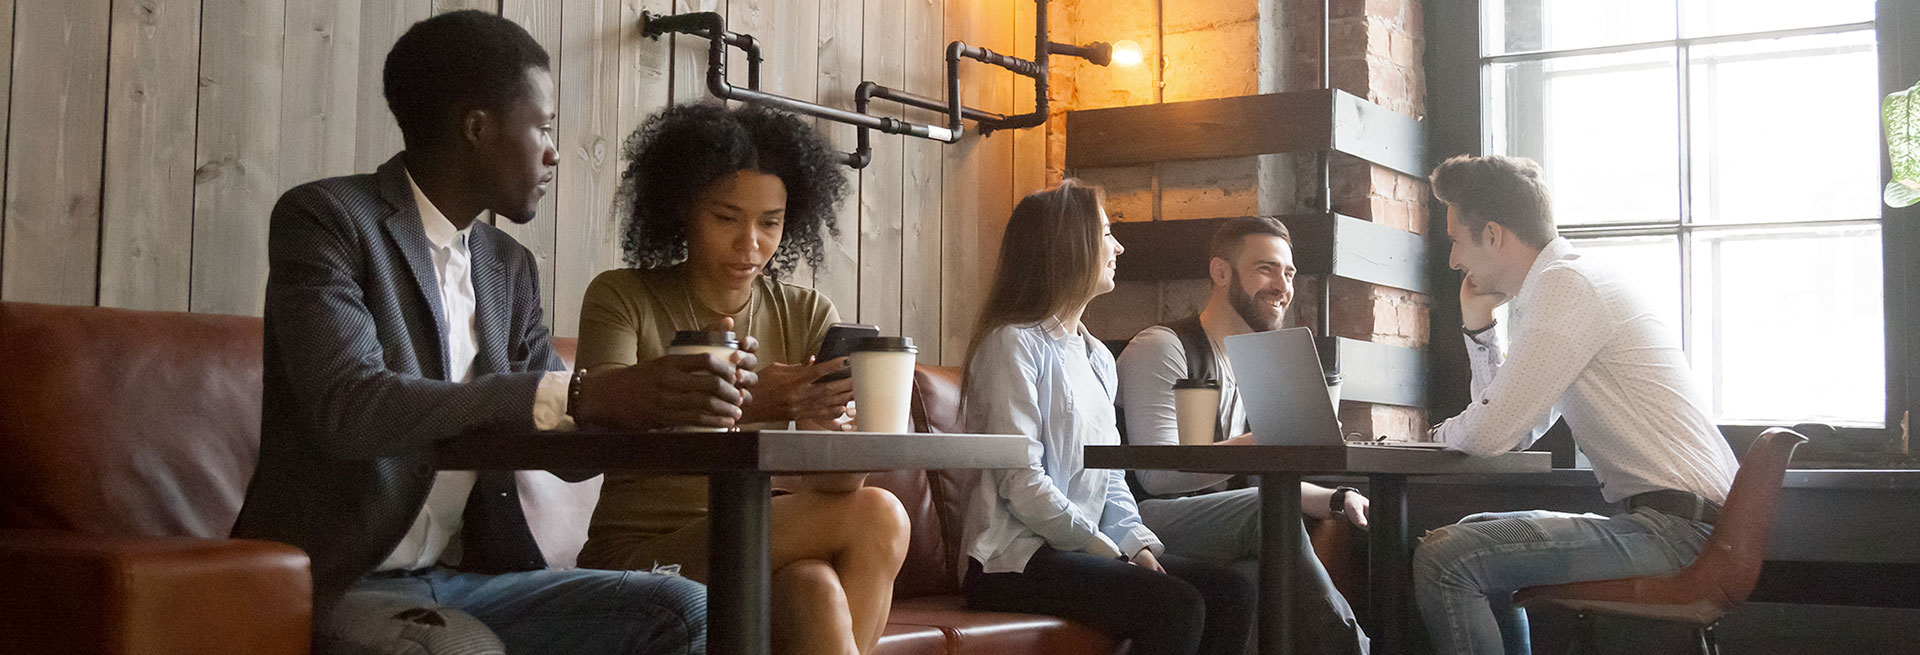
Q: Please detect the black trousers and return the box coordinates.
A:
[964,546,1254,655]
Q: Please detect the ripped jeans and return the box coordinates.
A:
[320,566,706,655]
[1411,507,1711,655]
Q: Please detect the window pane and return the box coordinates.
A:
[1488,49,1678,225]
[1569,235,1683,345]
[1681,0,1874,38]
[1688,31,1880,224]
[1690,226,1884,425]
[1484,0,1675,55]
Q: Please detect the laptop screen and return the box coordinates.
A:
[1223,328,1345,447]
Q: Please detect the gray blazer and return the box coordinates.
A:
[232,154,569,621]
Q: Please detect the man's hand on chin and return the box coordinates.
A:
[1460,275,1509,332]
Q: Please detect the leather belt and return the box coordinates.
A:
[1626,489,1720,526]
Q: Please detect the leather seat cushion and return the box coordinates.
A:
[887,595,1118,655]
[874,620,951,655]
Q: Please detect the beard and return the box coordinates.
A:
[1228,269,1287,332]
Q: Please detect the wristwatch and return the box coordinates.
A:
[567,367,591,423]
[1329,486,1359,516]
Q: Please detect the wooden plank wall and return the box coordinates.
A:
[0,0,1037,365]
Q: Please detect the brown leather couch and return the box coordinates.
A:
[0,302,310,655]
[0,301,1355,655]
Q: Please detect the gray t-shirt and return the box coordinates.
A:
[1115,324,1248,496]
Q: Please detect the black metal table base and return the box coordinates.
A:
[1369,474,1412,655]
[1261,472,1418,655]
[708,472,773,655]
[1259,474,1304,655]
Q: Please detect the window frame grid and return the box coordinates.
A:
[1477,8,1884,427]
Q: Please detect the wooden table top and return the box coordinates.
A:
[436,429,1029,473]
[1084,443,1553,476]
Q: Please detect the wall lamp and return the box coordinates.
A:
[641,0,1133,169]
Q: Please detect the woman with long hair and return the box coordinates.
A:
[574,102,908,655]
[959,180,1254,655]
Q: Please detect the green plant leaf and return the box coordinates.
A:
[1892,180,1920,208]
[1889,79,1920,208]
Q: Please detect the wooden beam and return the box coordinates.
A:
[190,0,284,316]
[900,0,944,364]
[3,0,110,305]
[99,0,201,311]
[1064,89,1428,178]
[1336,336,1427,408]
[1109,213,1430,294]
[1326,213,1429,294]
[1067,92,1328,169]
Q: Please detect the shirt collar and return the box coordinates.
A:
[1522,236,1577,286]
[404,167,469,250]
[1040,315,1076,340]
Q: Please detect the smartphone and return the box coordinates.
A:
[815,323,880,382]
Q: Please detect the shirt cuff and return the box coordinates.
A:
[1118,529,1162,559]
[532,370,577,431]
[1082,532,1123,559]
[1464,330,1498,350]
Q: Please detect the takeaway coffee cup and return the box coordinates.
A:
[666,330,739,431]
[850,337,918,433]
[1172,378,1222,446]
[1325,371,1343,411]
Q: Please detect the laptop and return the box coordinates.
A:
[1223,327,1449,450]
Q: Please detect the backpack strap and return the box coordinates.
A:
[1162,315,1216,385]
[1124,315,1239,501]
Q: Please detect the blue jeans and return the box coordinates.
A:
[319,566,706,655]
[1411,507,1711,655]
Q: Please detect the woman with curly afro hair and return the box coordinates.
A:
[573,102,909,655]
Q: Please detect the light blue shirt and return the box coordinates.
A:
[960,318,1163,574]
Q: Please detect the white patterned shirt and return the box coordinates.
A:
[1433,238,1740,504]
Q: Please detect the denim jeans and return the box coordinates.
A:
[319,566,706,655]
[1139,487,1370,655]
[1411,507,1711,655]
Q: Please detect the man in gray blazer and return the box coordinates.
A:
[232,11,746,654]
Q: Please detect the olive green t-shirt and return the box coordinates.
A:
[577,265,838,551]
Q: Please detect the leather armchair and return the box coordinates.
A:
[0,302,311,654]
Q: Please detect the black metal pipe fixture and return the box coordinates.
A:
[1317,0,1339,378]
[640,0,1119,169]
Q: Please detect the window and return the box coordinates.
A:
[1479,0,1884,426]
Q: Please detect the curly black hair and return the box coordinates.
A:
[384,10,550,152]
[615,102,849,278]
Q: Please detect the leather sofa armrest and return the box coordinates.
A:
[0,530,312,655]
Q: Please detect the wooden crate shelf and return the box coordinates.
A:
[1110,213,1429,295]
[1064,89,1427,177]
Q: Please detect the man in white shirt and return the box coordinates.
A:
[1413,155,1741,654]
[1116,217,1371,654]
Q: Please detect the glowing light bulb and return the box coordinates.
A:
[1111,40,1144,68]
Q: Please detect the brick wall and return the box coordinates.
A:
[1051,0,1432,439]
[1048,0,1267,343]
[1293,0,1431,439]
